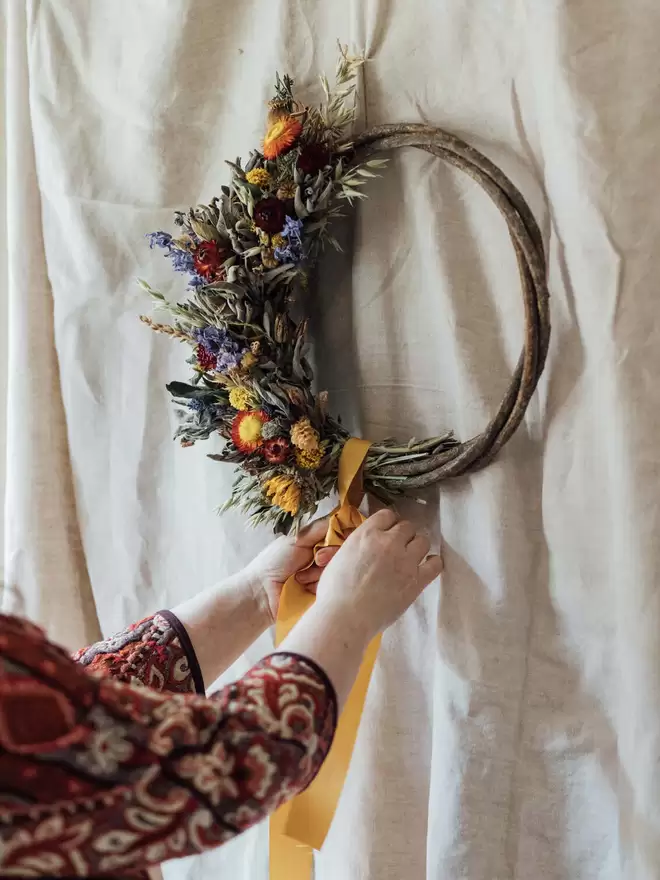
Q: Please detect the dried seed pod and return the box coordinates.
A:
[274,314,288,343]
[277,182,296,200]
[262,248,279,269]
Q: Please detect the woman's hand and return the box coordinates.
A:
[242,517,338,622]
[315,509,443,641]
[279,508,442,708]
[174,518,338,686]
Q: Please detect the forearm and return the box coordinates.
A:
[172,573,270,687]
[175,583,373,710]
[278,601,372,710]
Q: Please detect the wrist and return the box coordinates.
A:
[312,596,376,649]
[171,571,273,685]
[279,598,374,711]
[225,572,272,631]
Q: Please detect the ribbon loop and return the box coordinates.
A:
[270,438,380,880]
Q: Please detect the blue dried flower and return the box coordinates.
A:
[169,248,195,274]
[146,231,173,251]
[274,216,305,264]
[217,347,245,372]
[192,327,247,373]
[283,216,304,238]
[274,244,303,263]
[187,399,229,422]
[147,231,204,281]
[193,326,224,354]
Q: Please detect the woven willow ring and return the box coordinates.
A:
[350,123,550,488]
[141,53,550,533]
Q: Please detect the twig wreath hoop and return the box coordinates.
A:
[141,50,550,533]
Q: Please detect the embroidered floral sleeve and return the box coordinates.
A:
[0,614,337,877]
[73,611,204,695]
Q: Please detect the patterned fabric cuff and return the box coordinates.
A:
[156,610,205,695]
[269,651,339,733]
[73,612,203,695]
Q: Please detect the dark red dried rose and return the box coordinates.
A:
[262,437,291,464]
[297,143,330,175]
[253,197,286,234]
[196,344,217,372]
[193,240,229,281]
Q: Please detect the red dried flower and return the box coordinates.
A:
[196,344,217,372]
[297,143,330,175]
[193,240,229,281]
[262,437,291,464]
[253,198,286,234]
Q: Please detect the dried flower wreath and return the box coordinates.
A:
[141,49,549,534]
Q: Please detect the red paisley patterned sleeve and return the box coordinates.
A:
[73,611,205,695]
[0,614,337,878]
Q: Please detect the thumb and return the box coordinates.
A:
[295,516,330,548]
[314,545,339,567]
[418,554,443,586]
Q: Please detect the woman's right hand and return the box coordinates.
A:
[316,509,443,640]
[279,509,442,708]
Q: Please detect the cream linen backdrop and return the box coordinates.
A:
[5,2,660,879]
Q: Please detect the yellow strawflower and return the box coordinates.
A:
[264,475,301,516]
[229,386,255,411]
[246,168,272,188]
[295,447,323,471]
[241,351,258,370]
[271,233,286,249]
[290,417,320,452]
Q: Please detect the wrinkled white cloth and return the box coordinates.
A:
[4,2,660,878]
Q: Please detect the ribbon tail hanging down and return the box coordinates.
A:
[270,438,382,879]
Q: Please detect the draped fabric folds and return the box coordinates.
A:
[5,2,660,878]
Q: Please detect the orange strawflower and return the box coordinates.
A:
[231,410,268,453]
[263,111,303,160]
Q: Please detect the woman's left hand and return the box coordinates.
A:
[242,517,338,622]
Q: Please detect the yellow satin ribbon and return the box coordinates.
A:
[270,438,382,880]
